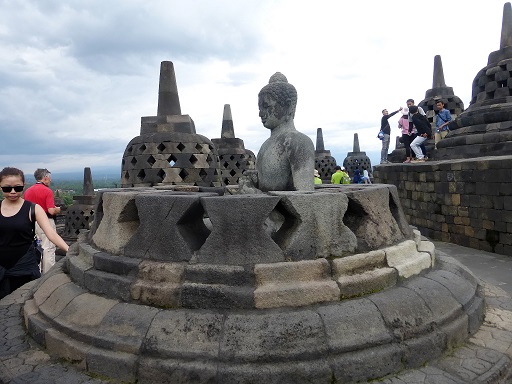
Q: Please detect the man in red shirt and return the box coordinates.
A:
[24,169,62,273]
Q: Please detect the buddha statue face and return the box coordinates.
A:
[258,94,285,130]
[258,72,297,130]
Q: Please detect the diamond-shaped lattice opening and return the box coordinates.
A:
[199,169,208,178]
[206,154,213,163]
[139,144,147,152]
[137,169,146,181]
[229,169,237,177]
[265,201,300,254]
[168,154,177,167]
[235,161,241,168]
[157,169,166,181]
[123,171,130,180]
[179,169,189,180]
[130,157,137,165]
[177,142,186,152]
[177,201,211,252]
[230,155,235,160]
[195,143,203,151]
[240,154,245,159]
[157,143,166,152]
[223,177,230,185]
[147,155,156,166]
[223,161,229,168]
[342,197,369,250]
[189,155,198,165]
[126,146,133,154]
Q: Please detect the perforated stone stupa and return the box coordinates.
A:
[314,128,337,182]
[211,104,255,185]
[437,2,512,159]
[121,61,221,187]
[62,167,95,243]
[342,133,371,176]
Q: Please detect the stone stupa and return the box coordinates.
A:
[437,2,512,160]
[342,133,372,176]
[211,104,256,185]
[121,61,222,187]
[314,128,337,183]
[61,167,95,243]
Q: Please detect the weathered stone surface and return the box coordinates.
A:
[195,195,284,265]
[370,287,435,340]
[86,347,137,383]
[317,298,392,352]
[268,191,357,259]
[93,252,141,275]
[336,268,398,298]
[32,272,72,307]
[124,193,215,261]
[38,282,86,320]
[218,360,332,384]
[181,283,254,309]
[385,240,432,278]
[254,259,340,308]
[142,310,223,358]
[332,249,386,274]
[219,310,327,362]
[45,328,90,366]
[344,186,412,251]
[330,344,404,382]
[138,357,217,384]
[93,302,159,354]
[52,293,118,336]
[91,191,141,255]
[131,260,184,307]
[426,270,477,309]
[84,269,134,301]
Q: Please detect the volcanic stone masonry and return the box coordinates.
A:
[211,104,256,185]
[342,133,372,176]
[121,61,222,187]
[314,128,337,182]
[437,2,512,160]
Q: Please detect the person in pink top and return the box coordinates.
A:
[398,107,413,163]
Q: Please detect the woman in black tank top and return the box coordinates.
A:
[0,167,69,297]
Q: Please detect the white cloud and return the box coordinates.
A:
[0,0,508,175]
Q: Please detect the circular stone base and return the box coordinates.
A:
[23,253,484,383]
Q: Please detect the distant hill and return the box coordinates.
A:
[51,167,120,182]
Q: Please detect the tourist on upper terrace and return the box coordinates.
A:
[353,169,363,184]
[362,166,372,184]
[434,99,452,149]
[331,166,350,184]
[409,106,432,163]
[0,167,68,298]
[380,107,402,164]
[24,168,62,274]
[314,169,322,185]
[398,107,414,163]
[406,99,428,160]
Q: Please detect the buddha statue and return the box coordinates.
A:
[241,73,315,192]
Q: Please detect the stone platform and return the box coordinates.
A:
[1,185,509,383]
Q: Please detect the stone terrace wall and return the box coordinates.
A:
[373,155,512,257]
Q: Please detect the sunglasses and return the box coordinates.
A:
[1,186,24,193]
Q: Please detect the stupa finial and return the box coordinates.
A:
[316,128,325,151]
[501,3,512,49]
[353,133,360,153]
[157,61,181,116]
[221,104,235,138]
[433,55,447,88]
[83,167,94,196]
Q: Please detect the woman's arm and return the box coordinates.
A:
[34,204,69,252]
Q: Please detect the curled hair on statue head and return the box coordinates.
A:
[258,72,298,119]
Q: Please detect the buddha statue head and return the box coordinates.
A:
[258,73,298,130]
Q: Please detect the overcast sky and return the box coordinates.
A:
[0,0,507,177]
